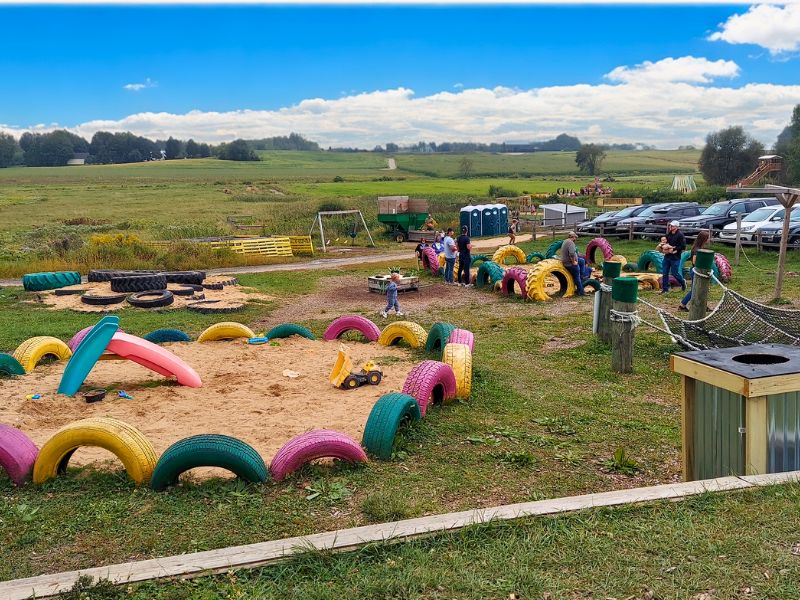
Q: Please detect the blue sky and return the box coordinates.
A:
[1,4,799,147]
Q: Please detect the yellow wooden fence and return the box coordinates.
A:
[147,236,313,258]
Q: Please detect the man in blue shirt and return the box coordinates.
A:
[442,228,457,284]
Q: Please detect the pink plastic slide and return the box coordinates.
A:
[106,332,202,388]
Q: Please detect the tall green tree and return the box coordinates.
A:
[19,130,87,167]
[575,144,606,175]
[698,126,764,185]
[776,105,800,184]
[0,133,17,168]
[164,137,183,160]
[185,139,200,158]
[217,139,259,161]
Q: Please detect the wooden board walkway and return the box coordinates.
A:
[2,471,798,599]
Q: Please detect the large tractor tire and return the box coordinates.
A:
[110,274,168,293]
[637,250,664,273]
[421,246,440,277]
[22,271,81,292]
[492,245,526,265]
[526,259,577,302]
[584,238,614,265]
[500,267,528,298]
[475,261,505,289]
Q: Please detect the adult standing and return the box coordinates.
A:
[661,220,686,294]
[678,230,710,311]
[456,225,472,286]
[442,227,457,284]
[560,231,585,296]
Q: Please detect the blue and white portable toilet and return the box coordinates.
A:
[460,205,474,236]
[468,204,483,236]
[481,205,495,236]
[497,204,509,229]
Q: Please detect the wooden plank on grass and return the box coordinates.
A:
[6,474,797,599]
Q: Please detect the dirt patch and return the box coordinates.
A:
[29,281,271,313]
[0,337,416,478]
[542,336,587,352]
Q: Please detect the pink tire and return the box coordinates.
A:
[657,275,683,288]
[501,267,528,298]
[421,246,440,276]
[585,237,614,265]
[68,324,121,351]
[449,328,475,352]
[401,360,457,416]
[270,430,367,481]
[714,253,732,283]
[323,315,381,342]
[0,424,39,485]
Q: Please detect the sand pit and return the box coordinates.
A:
[31,277,271,313]
[0,337,416,479]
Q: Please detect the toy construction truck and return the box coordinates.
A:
[329,344,383,390]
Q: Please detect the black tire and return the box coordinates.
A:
[169,285,201,297]
[395,232,406,243]
[88,269,158,283]
[111,274,167,293]
[127,290,174,308]
[54,286,88,296]
[164,271,206,285]
[343,375,360,389]
[202,277,238,290]
[190,293,206,301]
[186,300,245,314]
[367,371,382,385]
[202,282,224,290]
[582,278,601,292]
[81,292,127,306]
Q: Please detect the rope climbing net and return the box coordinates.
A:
[635,274,800,351]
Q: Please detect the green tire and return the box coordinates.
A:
[582,279,601,292]
[476,261,504,289]
[545,240,563,259]
[22,271,81,292]
[265,323,316,341]
[680,250,720,282]
[470,255,490,267]
[143,329,192,344]
[637,250,664,273]
[0,353,26,376]
[362,393,421,460]
[623,264,636,272]
[425,322,456,354]
[150,434,268,491]
[526,251,545,264]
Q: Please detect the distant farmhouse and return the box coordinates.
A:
[67,152,90,166]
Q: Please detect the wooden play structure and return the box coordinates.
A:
[737,155,785,187]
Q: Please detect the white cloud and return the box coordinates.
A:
[709,3,800,55]
[453,82,464,89]
[2,56,799,148]
[123,78,158,92]
[605,56,739,84]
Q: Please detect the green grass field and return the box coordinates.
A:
[0,150,701,276]
[1,238,799,597]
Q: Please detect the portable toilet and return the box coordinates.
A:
[491,205,501,235]
[460,205,474,235]
[497,204,509,229]
[469,204,483,236]
[481,205,496,236]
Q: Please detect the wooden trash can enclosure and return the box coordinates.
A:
[671,344,800,481]
[367,274,419,294]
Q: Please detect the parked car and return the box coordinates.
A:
[678,198,779,237]
[719,206,786,242]
[755,207,800,246]
[614,203,700,235]
[578,204,650,234]
[577,210,617,234]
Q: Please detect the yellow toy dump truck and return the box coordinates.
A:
[329,344,383,390]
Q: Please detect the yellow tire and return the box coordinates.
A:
[12,336,72,373]
[33,417,156,485]
[526,259,576,302]
[608,255,628,267]
[442,342,472,400]
[197,321,256,342]
[492,245,526,265]
[438,254,459,274]
[378,321,428,349]
[635,274,661,291]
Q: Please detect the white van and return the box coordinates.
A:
[719,206,785,242]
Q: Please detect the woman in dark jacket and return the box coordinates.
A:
[679,230,710,312]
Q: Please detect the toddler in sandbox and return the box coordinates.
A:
[380,272,404,318]
[656,236,674,254]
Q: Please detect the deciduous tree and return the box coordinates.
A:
[575,144,607,175]
[699,126,764,185]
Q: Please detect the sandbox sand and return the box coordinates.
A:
[0,337,415,479]
[32,277,270,313]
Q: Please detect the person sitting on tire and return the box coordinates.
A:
[661,220,687,295]
[560,231,585,296]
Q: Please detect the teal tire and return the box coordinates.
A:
[362,393,421,460]
[150,434,268,491]
[425,322,456,354]
[545,240,563,259]
[470,255,490,267]
[143,329,192,344]
[526,251,545,264]
[637,250,664,273]
[680,250,720,282]
[265,323,316,341]
[623,264,636,273]
[22,271,81,292]
[0,353,26,376]
[476,261,504,289]
[582,279,601,292]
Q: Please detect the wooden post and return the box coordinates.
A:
[597,260,622,344]
[610,277,639,374]
[734,214,742,267]
[688,249,714,321]
[628,222,634,241]
[745,395,768,476]
[680,374,695,481]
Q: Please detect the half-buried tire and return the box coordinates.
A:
[377,321,427,348]
[475,261,505,289]
[143,328,192,344]
[424,322,456,354]
[545,240,563,259]
[150,434,268,491]
[401,361,456,416]
[442,342,473,400]
[266,323,316,341]
[501,266,528,298]
[584,237,614,265]
[421,246,440,277]
[470,254,490,268]
[526,251,545,264]
[270,430,367,481]
[197,322,255,342]
[448,328,475,352]
[0,424,39,485]
[637,250,664,273]
[323,315,381,342]
[362,393,421,460]
[0,353,26,376]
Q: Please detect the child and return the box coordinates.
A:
[508,219,518,245]
[656,236,673,254]
[381,272,404,318]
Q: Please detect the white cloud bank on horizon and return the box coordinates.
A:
[2,56,799,148]
[709,3,800,55]
[123,78,158,92]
